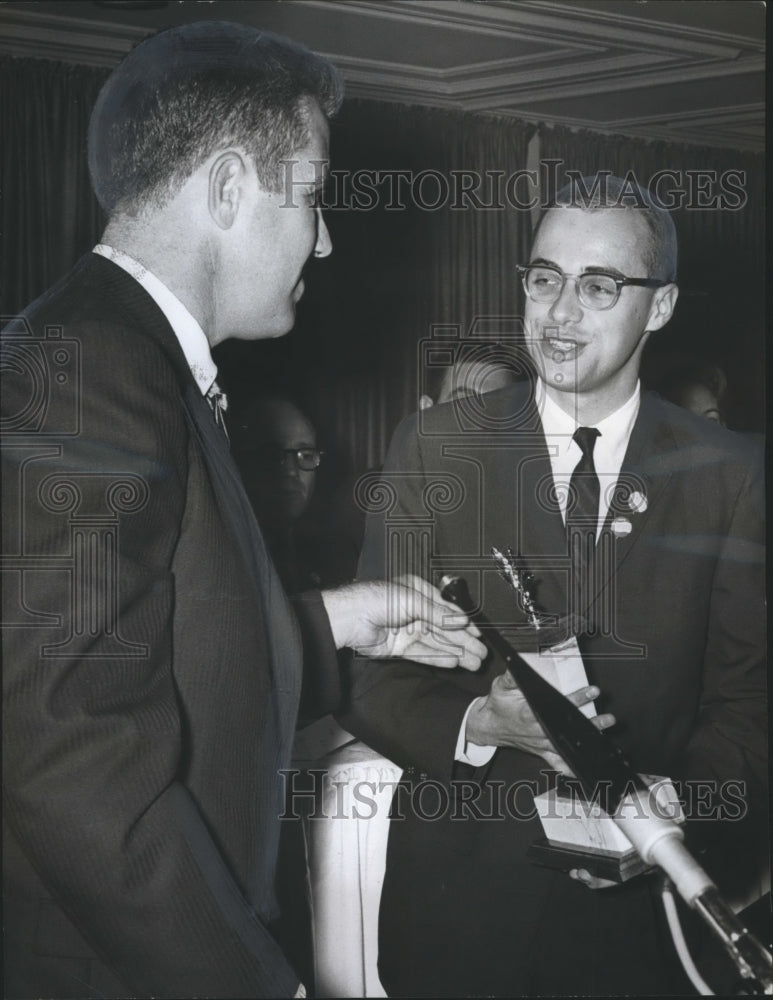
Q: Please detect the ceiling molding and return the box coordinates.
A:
[0,1,764,151]
[0,8,144,65]
[333,49,670,92]
[305,1,751,58]
[493,104,766,154]
[471,58,766,106]
[508,0,764,51]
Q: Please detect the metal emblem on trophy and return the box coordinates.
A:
[490,546,547,631]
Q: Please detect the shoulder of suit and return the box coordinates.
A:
[5,254,190,390]
[408,379,536,433]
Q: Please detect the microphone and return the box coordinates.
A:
[440,574,773,992]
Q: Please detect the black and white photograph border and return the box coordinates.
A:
[1,3,767,999]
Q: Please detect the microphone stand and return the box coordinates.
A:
[440,574,773,995]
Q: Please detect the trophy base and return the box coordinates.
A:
[528,838,655,883]
[530,775,683,883]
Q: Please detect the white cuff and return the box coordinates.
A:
[454,698,497,766]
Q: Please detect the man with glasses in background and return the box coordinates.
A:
[341,174,767,996]
[231,396,325,593]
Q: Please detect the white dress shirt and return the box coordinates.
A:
[93,244,217,398]
[538,379,641,537]
[456,379,641,765]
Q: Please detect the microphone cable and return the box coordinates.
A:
[660,876,714,995]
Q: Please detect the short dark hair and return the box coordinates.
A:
[88,21,344,217]
[536,173,678,282]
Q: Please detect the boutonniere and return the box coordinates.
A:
[628,490,648,513]
[610,517,632,537]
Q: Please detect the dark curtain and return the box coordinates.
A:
[538,125,765,430]
[1,57,108,314]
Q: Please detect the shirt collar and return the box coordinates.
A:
[594,384,640,462]
[537,380,578,445]
[536,377,640,458]
[93,244,217,397]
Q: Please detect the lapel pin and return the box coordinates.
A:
[628,490,648,513]
[610,517,633,536]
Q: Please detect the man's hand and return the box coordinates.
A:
[569,773,668,889]
[321,575,487,670]
[568,868,618,890]
[465,670,616,772]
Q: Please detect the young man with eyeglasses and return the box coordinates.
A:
[340,175,766,996]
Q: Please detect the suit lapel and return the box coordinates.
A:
[487,389,676,635]
[576,393,676,644]
[93,254,302,722]
[465,384,570,632]
[181,380,301,707]
[599,393,676,574]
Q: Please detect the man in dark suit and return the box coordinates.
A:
[1,22,485,999]
[341,175,767,996]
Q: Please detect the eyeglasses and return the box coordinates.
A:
[517,264,667,311]
[255,446,324,471]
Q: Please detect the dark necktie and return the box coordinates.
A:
[567,426,601,538]
[206,380,230,441]
[567,426,600,612]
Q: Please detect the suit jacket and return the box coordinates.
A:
[340,381,766,997]
[2,254,340,998]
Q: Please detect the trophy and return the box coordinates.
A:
[440,566,773,991]
[446,552,683,883]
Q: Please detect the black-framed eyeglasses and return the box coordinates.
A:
[255,446,324,471]
[517,263,667,311]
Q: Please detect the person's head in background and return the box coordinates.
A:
[419,349,522,409]
[230,396,322,532]
[651,356,727,425]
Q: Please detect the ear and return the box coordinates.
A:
[645,282,679,332]
[208,151,247,230]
